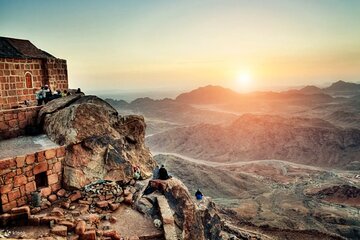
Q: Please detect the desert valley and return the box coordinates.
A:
[106,80,360,239]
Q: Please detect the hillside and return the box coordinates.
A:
[155,154,360,239]
[148,114,360,167]
[106,97,238,136]
[325,111,360,129]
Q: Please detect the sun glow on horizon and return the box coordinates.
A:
[235,71,253,92]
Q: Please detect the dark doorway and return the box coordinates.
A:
[35,172,48,189]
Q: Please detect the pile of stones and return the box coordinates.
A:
[19,180,142,239]
[52,180,138,215]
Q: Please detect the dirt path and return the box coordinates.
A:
[100,205,163,239]
[153,152,325,171]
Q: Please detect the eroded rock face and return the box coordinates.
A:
[150,178,235,240]
[148,178,270,240]
[39,95,156,189]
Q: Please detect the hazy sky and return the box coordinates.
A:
[1,0,359,93]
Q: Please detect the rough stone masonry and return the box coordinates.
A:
[0,146,65,212]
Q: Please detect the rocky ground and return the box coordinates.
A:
[0,179,164,239]
[155,154,360,239]
[1,176,268,240]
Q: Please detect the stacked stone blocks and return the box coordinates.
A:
[45,58,68,92]
[0,106,41,139]
[0,146,65,213]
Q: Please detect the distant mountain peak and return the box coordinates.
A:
[325,80,360,91]
[176,85,239,103]
[192,85,235,92]
[298,85,323,94]
[301,85,321,91]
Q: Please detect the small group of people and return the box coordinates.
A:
[152,164,204,200]
[142,164,205,200]
[36,86,83,106]
[36,85,68,106]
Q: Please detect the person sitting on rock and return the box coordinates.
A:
[76,88,84,94]
[152,165,160,179]
[36,86,45,106]
[195,189,203,200]
[159,165,171,180]
[43,85,52,104]
[52,90,62,100]
[133,165,141,180]
[62,90,69,97]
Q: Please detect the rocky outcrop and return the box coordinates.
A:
[315,185,360,199]
[307,185,360,208]
[39,95,156,189]
[150,178,206,239]
[148,178,263,240]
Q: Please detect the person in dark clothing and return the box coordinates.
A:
[43,85,52,104]
[152,165,160,179]
[76,88,84,94]
[195,189,203,200]
[158,165,171,180]
[52,90,62,100]
[36,87,44,106]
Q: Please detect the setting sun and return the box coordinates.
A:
[236,71,252,91]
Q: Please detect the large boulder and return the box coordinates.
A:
[39,95,156,189]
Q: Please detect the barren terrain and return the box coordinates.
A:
[155,154,360,239]
[106,81,360,239]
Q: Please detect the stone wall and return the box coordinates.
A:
[0,57,68,110]
[0,106,41,140]
[0,146,65,213]
[45,58,68,91]
[0,58,44,109]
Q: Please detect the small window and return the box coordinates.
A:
[25,73,33,88]
[35,172,48,189]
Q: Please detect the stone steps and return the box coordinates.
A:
[156,195,179,240]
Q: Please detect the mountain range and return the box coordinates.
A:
[103,80,360,239]
[147,114,360,167]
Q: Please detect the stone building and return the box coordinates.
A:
[0,37,68,110]
[0,37,69,139]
